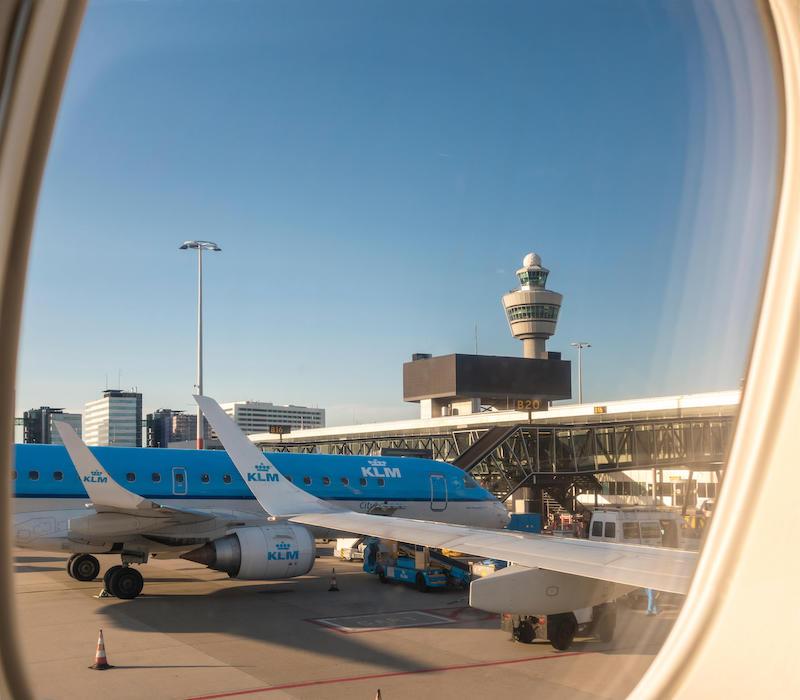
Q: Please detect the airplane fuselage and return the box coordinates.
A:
[12,444,508,555]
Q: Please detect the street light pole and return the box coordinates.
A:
[180,240,221,449]
[570,341,591,404]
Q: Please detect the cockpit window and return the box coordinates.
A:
[463,475,478,489]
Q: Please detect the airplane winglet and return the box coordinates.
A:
[53,421,147,510]
[194,395,338,517]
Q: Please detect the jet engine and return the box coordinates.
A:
[469,565,634,615]
[181,523,316,580]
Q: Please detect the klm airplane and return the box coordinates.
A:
[13,429,508,599]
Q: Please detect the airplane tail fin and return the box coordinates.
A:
[53,422,146,510]
[193,395,338,517]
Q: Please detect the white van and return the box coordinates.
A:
[588,508,684,548]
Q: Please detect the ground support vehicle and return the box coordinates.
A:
[363,539,471,592]
[500,602,617,651]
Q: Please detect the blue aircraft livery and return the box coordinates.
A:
[11,443,501,512]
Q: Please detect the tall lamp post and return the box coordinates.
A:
[180,240,221,449]
[570,341,591,404]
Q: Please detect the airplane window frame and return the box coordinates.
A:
[0,3,798,699]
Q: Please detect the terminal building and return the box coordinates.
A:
[248,253,734,519]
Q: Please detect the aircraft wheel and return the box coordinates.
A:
[103,565,124,593]
[415,573,429,592]
[71,554,100,582]
[594,603,617,643]
[547,613,577,651]
[515,619,536,644]
[109,566,144,599]
[65,553,79,579]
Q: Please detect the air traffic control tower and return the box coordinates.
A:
[502,253,563,359]
[404,252,571,419]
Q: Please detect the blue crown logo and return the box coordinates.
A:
[255,464,271,472]
[276,542,291,550]
[90,469,103,476]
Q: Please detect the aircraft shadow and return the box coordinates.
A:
[14,555,67,563]
[97,579,496,673]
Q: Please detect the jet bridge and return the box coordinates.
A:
[252,391,737,508]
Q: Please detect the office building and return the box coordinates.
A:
[218,401,325,435]
[22,407,82,444]
[83,390,142,447]
[146,409,198,448]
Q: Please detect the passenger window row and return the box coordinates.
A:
[11,470,237,484]
[14,470,64,481]
[13,469,385,489]
[123,472,235,484]
[298,475,383,487]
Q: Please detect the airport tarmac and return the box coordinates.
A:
[12,547,678,699]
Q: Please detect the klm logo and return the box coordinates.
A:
[267,542,299,561]
[83,469,107,484]
[361,463,402,478]
[247,463,279,483]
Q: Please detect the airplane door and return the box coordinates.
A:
[172,467,187,496]
[430,474,447,512]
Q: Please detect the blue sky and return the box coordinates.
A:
[18,0,776,425]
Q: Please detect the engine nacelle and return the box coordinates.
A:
[470,565,634,615]
[181,523,316,580]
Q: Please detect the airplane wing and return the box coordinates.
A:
[54,421,213,525]
[195,395,698,594]
[290,510,696,594]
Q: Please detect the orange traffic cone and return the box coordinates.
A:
[328,568,339,592]
[89,629,113,670]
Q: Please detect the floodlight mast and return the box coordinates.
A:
[179,240,221,449]
[570,341,591,404]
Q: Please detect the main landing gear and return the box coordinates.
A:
[66,553,101,582]
[66,553,146,599]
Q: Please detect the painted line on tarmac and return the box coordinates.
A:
[184,650,596,699]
